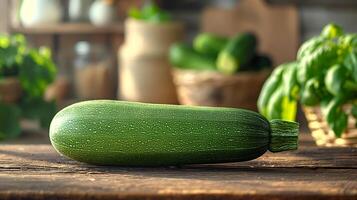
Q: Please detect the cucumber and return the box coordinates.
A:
[193,33,228,57]
[217,33,257,74]
[50,100,299,166]
[169,43,216,71]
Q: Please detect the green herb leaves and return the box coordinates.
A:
[0,34,57,140]
[258,23,357,137]
[128,1,171,23]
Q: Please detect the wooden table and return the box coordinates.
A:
[0,131,356,200]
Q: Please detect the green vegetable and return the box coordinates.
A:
[282,62,299,100]
[216,33,257,74]
[300,78,321,106]
[50,100,299,166]
[258,23,357,138]
[169,43,216,71]
[193,33,228,57]
[0,34,57,140]
[321,23,343,39]
[322,97,348,137]
[341,34,357,82]
[258,62,297,120]
[128,1,171,23]
[297,36,338,84]
[325,64,345,96]
[266,85,297,121]
[258,65,285,117]
[19,47,56,97]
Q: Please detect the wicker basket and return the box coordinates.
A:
[0,77,22,103]
[303,106,357,147]
[172,69,270,110]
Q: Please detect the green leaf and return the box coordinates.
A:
[331,112,348,138]
[341,34,357,82]
[146,11,171,23]
[128,7,142,19]
[281,95,297,121]
[0,103,21,140]
[325,64,347,96]
[19,48,56,97]
[282,62,299,100]
[297,34,340,86]
[321,23,344,39]
[265,84,297,121]
[300,78,321,106]
[323,97,348,137]
[141,1,160,20]
[266,85,285,119]
[257,64,285,117]
[128,1,171,23]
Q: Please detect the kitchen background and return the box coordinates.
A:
[0,0,356,142]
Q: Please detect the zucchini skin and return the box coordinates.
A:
[217,33,257,74]
[193,33,228,57]
[169,43,216,71]
[50,100,271,166]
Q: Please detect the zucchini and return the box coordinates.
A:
[50,100,299,166]
[217,33,257,74]
[193,33,228,57]
[169,43,216,71]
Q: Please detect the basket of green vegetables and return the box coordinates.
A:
[0,34,57,140]
[258,23,357,147]
[169,32,272,110]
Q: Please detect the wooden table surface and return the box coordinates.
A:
[0,130,356,200]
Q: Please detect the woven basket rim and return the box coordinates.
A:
[172,68,272,86]
[302,105,357,147]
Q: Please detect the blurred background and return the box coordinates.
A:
[0,0,357,141]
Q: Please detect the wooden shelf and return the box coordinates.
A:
[10,23,124,34]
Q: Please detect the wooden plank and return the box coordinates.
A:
[0,131,356,199]
[0,164,356,200]
[10,23,124,35]
[0,142,356,172]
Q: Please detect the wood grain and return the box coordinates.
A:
[0,132,356,200]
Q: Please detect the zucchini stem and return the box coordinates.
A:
[268,119,299,152]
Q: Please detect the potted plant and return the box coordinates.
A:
[258,24,357,147]
[170,32,273,110]
[119,2,184,104]
[0,34,57,140]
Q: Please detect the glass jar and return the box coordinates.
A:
[73,41,115,100]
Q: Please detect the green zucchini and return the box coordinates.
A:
[216,33,257,74]
[169,43,216,71]
[193,33,228,57]
[50,100,299,166]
